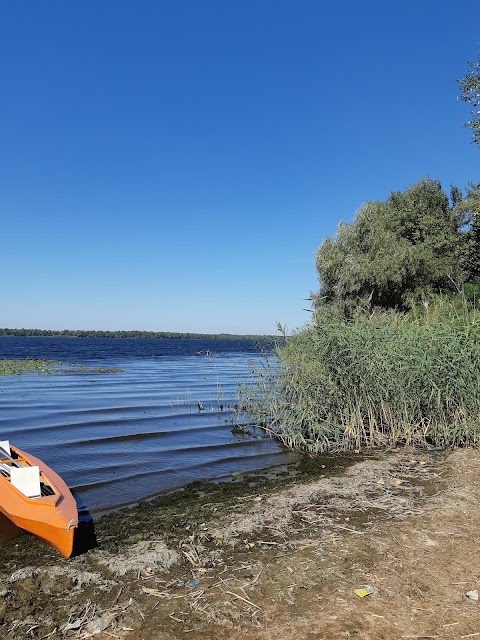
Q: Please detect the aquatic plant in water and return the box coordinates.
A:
[0,359,61,376]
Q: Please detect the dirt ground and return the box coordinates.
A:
[2,447,480,640]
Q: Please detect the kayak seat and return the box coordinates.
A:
[40,482,56,497]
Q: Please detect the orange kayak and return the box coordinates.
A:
[0,443,78,557]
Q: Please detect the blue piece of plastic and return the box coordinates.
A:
[187,580,199,588]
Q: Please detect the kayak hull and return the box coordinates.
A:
[0,511,24,544]
[0,446,78,558]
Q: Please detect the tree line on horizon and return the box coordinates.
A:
[0,328,275,341]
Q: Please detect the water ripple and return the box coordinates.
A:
[0,338,289,517]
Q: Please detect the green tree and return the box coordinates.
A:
[458,51,480,147]
[315,178,462,313]
[456,53,480,289]
[458,182,480,284]
[386,178,461,288]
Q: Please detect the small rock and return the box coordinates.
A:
[467,590,479,601]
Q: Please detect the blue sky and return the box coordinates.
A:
[1,1,479,335]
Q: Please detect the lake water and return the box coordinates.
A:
[0,337,291,518]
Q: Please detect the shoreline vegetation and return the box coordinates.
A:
[239,298,480,452]
[0,328,276,341]
[239,177,480,454]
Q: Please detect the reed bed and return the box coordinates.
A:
[239,299,480,452]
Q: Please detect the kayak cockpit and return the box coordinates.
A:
[0,442,60,504]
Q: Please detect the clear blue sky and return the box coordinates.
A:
[1,1,479,335]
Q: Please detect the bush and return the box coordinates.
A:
[240,299,480,452]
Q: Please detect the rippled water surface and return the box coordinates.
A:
[0,337,291,518]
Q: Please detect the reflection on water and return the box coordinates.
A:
[0,338,290,518]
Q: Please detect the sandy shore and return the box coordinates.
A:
[2,447,480,639]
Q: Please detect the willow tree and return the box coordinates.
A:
[315,178,462,313]
[458,182,480,284]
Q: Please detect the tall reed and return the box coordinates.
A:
[239,299,480,451]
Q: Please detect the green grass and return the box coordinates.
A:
[239,298,480,452]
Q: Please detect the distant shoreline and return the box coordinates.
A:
[0,328,276,341]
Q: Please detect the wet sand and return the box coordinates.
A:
[2,448,480,639]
